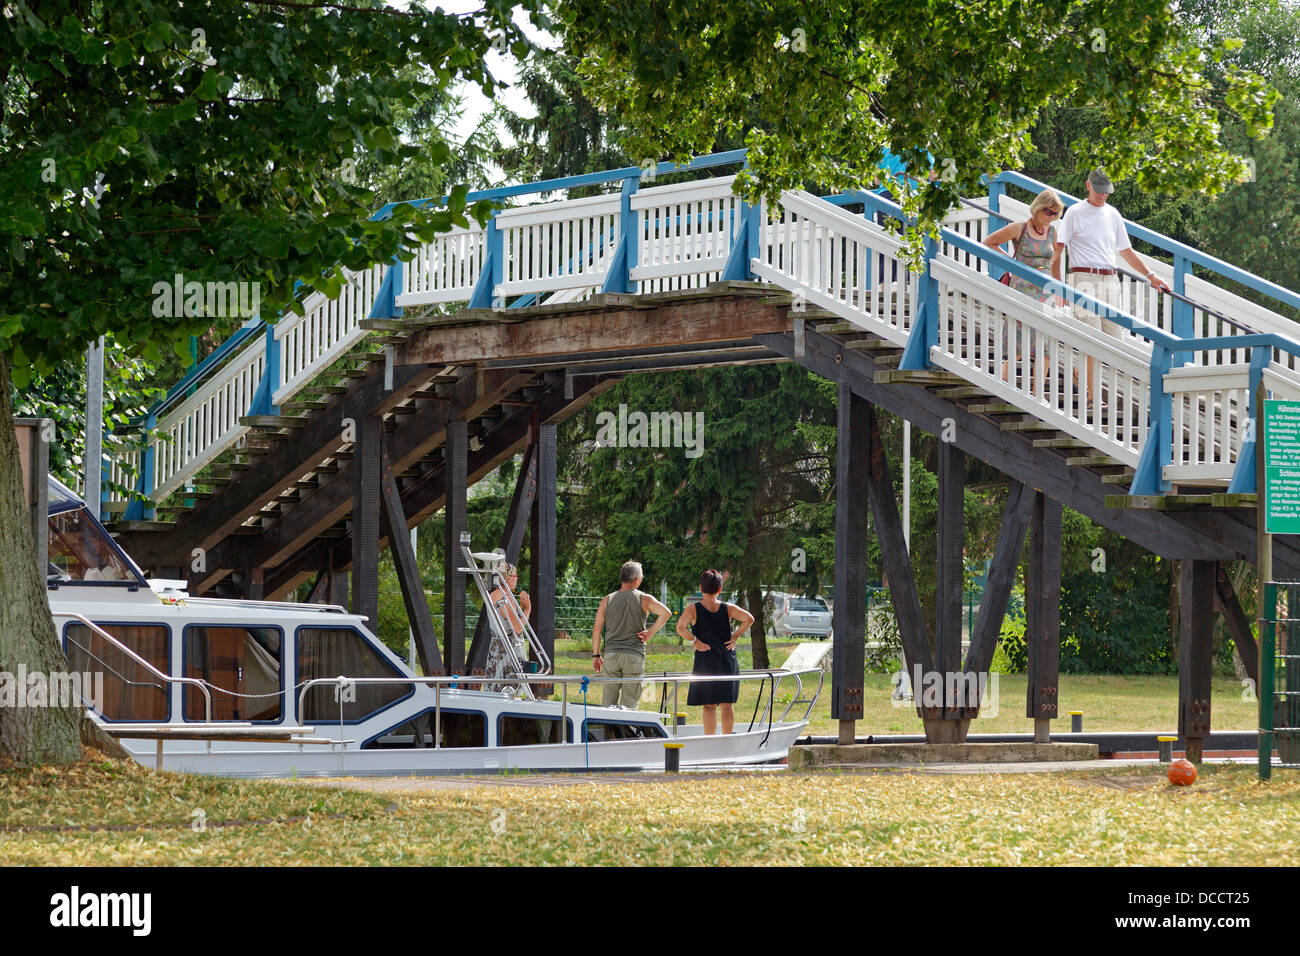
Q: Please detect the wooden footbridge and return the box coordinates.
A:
[100,151,1300,754]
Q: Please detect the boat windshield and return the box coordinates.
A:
[48,506,146,586]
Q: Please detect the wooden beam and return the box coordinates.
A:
[350,413,381,628]
[1025,492,1063,730]
[935,439,964,709]
[1214,563,1259,690]
[863,402,934,676]
[380,440,444,676]
[964,480,1035,680]
[398,294,790,366]
[1179,559,1215,763]
[443,420,468,671]
[117,364,431,570]
[832,382,870,740]
[758,330,1300,573]
[530,421,558,675]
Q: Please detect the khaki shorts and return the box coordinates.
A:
[1069,273,1123,339]
[601,650,645,708]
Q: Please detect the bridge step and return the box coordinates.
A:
[1102,473,1135,485]
[1000,421,1058,432]
[1067,455,1124,468]
[874,370,963,386]
[935,386,993,399]
[360,318,408,332]
[282,400,329,413]
[342,369,367,379]
[968,403,1022,415]
[1105,493,1256,510]
[114,520,174,532]
[1033,438,1092,449]
[241,415,309,430]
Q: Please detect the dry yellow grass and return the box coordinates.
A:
[2,759,1296,866]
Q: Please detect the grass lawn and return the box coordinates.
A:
[1,759,1297,865]
[553,642,1260,736]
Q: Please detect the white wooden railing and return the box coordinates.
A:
[752,190,917,348]
[101,164,1300,514]
[275,263,384,406]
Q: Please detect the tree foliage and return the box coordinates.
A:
[558,0,1278,236]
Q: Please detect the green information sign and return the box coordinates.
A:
[1265,400,1300,534]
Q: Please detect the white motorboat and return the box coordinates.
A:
[43,477,821,776]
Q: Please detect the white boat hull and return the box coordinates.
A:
[116,721,808,777]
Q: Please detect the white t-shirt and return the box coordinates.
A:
[1057,200,1130,270]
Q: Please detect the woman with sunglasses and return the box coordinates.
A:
[983,187,1063,383]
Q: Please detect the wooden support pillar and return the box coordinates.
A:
[380,440,444,676]
[1179,559,1215,763]
[466,440,539,674]
[326,546,349,608]
[350,412,382,628]
[246,567,264,601]
[530,421,557,675]
[964,481,1035,705]
[443,420,468,672]
[1025,491,1062,742]
[864,404,933,696]
[832,382,869,744]
[1214,563,1259,690]
[935,439,964,720]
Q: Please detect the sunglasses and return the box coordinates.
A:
[1042,208,1060,217]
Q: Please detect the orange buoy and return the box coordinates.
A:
[1167,758,1197,786]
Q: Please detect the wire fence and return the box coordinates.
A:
[1259,582,1300,779]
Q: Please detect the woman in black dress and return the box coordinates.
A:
[676,569,754,735]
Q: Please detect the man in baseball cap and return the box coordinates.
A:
[1050,168,1169,413]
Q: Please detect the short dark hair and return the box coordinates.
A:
[700,569,723,595]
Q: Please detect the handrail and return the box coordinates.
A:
[295,667,824,745]
[960,196,1256,336]
[990,170,1300,315]
[53,611,213,721]
[177,596,350,614]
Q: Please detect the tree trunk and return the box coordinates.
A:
[0,356,83,765]
[746,585,770,669]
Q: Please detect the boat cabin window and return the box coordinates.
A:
[498,714,572,746]
[183,626,282,722]
[583,720,667,742]
[368,708,487,749]
[297,627,408,722]
[47,508,140,584]
[63,623,170,721]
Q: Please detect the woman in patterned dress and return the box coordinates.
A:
[983,188,1063,385]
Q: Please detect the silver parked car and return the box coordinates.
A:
[771,594,832,639]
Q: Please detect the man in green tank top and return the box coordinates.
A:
[591,561,672,708]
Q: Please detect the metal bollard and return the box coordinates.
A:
[675,712,687,727]
[1156,736,1176,763]
[1070,711,1083,733]
[664,741,684,773]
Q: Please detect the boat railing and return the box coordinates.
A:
[175,596,350,614]
[295,667,825,748]
[52,611,214,722]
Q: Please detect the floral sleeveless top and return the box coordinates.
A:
[1006,221,1056,301]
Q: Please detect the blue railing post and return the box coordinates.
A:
[123,411,157,521]
[721,198,761,282]
[899,235,940,370]
[247,321,281,417]
[468,211,501,308]
[602,174,639,294]
[367,255,405,319]
[1227,345,1270,493]
[1129,343,1174,495]
[988,176,1007,282]
[1172,253,1194,367]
